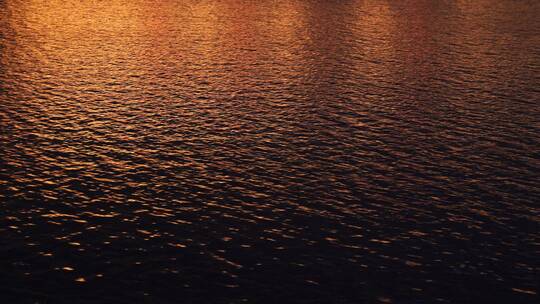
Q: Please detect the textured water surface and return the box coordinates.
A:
[0,0,539,303]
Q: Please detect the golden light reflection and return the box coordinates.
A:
[0,1,538,303]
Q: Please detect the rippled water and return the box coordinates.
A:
[1,0,539,303]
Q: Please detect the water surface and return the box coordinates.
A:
[1,0,539,303]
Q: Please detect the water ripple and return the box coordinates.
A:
[1,0,539,303]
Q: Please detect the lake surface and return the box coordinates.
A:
[1,0,539,303]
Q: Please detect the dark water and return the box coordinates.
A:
[1,0,539,303]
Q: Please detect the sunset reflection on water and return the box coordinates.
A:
[1,0,539,303]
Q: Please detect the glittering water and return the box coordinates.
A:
[1,0,539,303]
